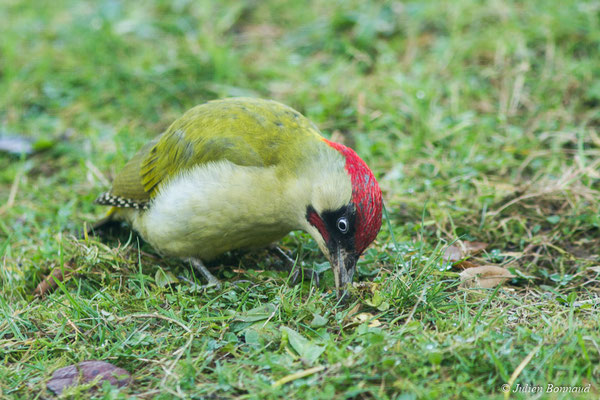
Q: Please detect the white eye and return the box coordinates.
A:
[337,217,349,233]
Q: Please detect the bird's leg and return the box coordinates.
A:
[271,245,296,267]
[185,258,221,289]
[270,245,320,287]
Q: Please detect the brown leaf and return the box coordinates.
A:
[352,281,378,294]
[443,241,488,262]
[47,361,131,395]
[341,303,362,329]
[443,245,463,262]
[459,265,515,289]
[454,260,478,270]
[463,241,488,253]
[34,258,76,297]
[587,266,600,274]
[352,313,382,327]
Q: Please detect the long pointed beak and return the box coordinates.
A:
[329,245,357,299]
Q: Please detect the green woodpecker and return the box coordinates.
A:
[95,98,382,296]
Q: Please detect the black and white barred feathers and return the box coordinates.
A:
[95,192,149,210]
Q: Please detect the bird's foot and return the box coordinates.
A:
[270,245,296,267]
[177,275,221,292]
[269,245,320,287]
[185,258,222,290]
[289,266,320,286]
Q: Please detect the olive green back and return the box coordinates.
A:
[108,98,323,204]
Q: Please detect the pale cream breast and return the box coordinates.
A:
[126,160,302,259]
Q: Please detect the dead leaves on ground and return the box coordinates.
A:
[444,241,517,289]
[459,265,516,289]
[47,361,131,395]
[34,258,76,297]
[443,241,488,263]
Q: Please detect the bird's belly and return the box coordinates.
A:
[128,161,300,260]
[143,220,290,260]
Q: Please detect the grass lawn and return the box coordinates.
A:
[1,0,599,398]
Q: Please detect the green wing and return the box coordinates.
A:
[96,98,322,208]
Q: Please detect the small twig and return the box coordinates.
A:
[0,168,23,215]
[272,365,326,387]
[491,158,600,217]
[126,313,191,333]
[403,285,427,327]
[504,342,543,400]
[85,159,110,187]
[65,315,82,335]
[262,304,280,329]
[489,191,552,217]
[160,333,195,391]
[509,62,529,116]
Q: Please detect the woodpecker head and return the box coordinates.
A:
[301,139,383,299]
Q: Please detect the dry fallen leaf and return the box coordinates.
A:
[353,312,382,327]
[454,260,479,270]
[459,265,515,289]
[443,245,463,262]
[341,303,362,329]
[463,241,488,253]
[47,361,131,395]
[444,241,488,262]
[34,258,76,297]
